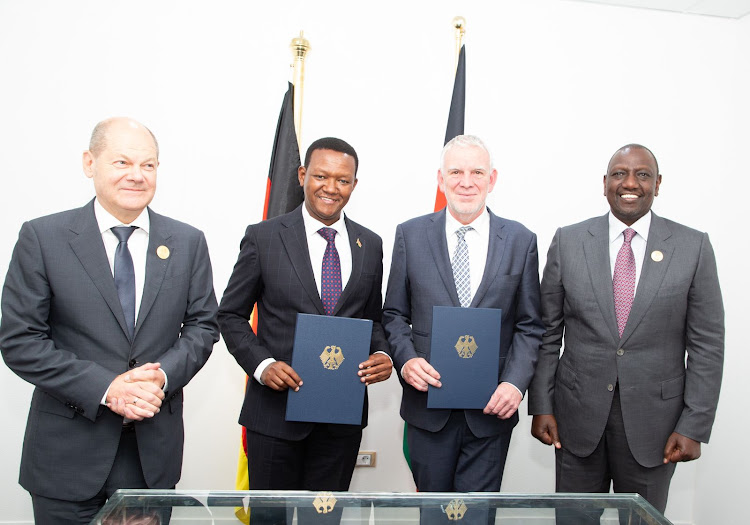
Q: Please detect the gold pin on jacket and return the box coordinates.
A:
[651,250,663,262]
[157,246,170,259]
[356,238,362,248]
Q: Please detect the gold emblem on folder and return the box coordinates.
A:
[313,492,336,514]
[445,499,467,521]
[320,345,345,370]
[651,250,664,262]
[157,245,170,259]
[455,335,478,358]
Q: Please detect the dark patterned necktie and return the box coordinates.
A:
[112,226,138,338]
[613,228,636,337]
[318,227,342,316]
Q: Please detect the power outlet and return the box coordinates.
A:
[356,451,376,467]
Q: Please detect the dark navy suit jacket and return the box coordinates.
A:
[383,208,544,438]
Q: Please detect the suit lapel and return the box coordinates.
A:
[135,209,172,337]
[583,214,620,344]
[428,210,461,307]
[280,208,326,315]
[620,213,674,343]
[334,217,364,315]
[471,211,505,307]
[68,201,132,340]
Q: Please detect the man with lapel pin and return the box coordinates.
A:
[0,117,219,524]
[218,137,391,523]
[382,135,544,497]
[528,144,724,522]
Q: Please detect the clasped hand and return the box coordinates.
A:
[106,362,165,421]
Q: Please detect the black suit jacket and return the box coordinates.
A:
[218,206,389,441]
[0,200,219,500]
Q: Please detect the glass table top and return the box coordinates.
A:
[92,490,672,524]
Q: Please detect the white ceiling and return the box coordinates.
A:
[568,0,750,19]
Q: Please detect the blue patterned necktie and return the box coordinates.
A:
[452,226,473,308]
[112,226,138,338]
[318,227,342,316]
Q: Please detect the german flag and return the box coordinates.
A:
[235,81,303,524]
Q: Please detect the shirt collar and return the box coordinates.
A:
[445,206,490,236]
[301,204,346,239]
[94,198,150,234]
[608,210,651,244]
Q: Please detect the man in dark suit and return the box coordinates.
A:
[0,117,220,524]
[382,135,544,496]
[218,137,391,523]
[528,144,724,522]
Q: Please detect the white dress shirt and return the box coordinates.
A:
[445,208,490,304]
[95,200,167,404]
[94,199,149,317]
[302,207,353,297]
[608,211,652,294]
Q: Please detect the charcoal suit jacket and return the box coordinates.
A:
[0,199,219,500]
[528,212,724,467]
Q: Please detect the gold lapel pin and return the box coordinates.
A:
[651,250,663,262]
[157,245,170,260]
[356,238,362,248]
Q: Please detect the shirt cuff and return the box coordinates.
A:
[159,368,168,391]
[101,387,110,406]
[254,358,276,385]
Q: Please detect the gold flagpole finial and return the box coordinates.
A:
[290,31,311,150]
[452,17,466,71]
[452,16,466,34]
[290,31,311,61]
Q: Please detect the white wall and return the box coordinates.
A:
[0,1,747,523]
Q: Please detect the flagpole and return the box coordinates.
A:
[452,16,466,70]
[290,31,310,150]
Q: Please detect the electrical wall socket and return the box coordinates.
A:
[355,451,376,467]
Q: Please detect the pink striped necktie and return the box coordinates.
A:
[613,228,636,338]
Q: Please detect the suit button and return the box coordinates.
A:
[617,348,624,356]
[607,384,614,392]
[129,359,138,368]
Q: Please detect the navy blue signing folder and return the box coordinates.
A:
[286,314,373,425]
[427,306,502,409]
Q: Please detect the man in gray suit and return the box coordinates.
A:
[0,117,219,524]
[383,135,544,495]
[528,144,724,521]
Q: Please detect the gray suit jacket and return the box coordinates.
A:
[0,200,219,500]
[383,209,544,438]
[528,213,724,468]
[218,206,389,441]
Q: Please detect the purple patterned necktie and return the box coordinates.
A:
[613,228,636,338]
[318,227,341,316]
